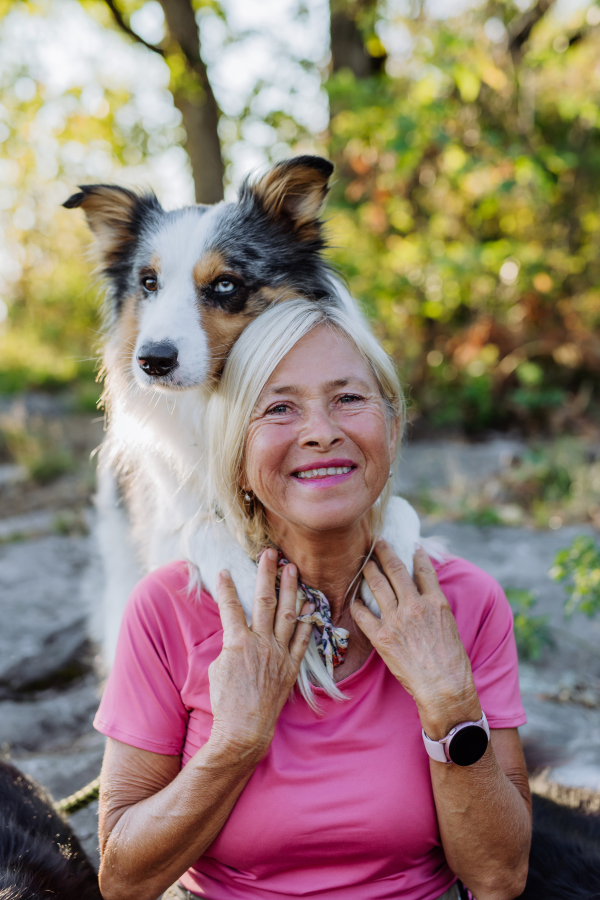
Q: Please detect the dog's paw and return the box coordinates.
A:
[185,521,257,623]
[359,496,421,616]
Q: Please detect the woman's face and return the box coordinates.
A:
[244,326,398,538]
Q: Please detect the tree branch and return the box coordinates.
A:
[102,0,165,56]
[508,0,555,60]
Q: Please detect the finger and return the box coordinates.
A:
[274,563,300,645]
[289,601,314,667]
[251,548,279,636]
[350,596,382,642]
[375,538,420,607]
[216,570,249,633]
[412,546,441,596]
[362,559,398,614]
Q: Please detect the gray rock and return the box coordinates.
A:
[421,520,600,645]
[396,438,525,494]
[0,535,93,691]
[0,676,100,752]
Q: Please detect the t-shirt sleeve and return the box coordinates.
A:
[93,568,190,755]
[438,558,527,730]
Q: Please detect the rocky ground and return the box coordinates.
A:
[1,394,600,869]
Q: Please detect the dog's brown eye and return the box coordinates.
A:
[142,276,158,292]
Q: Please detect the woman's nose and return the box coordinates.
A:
[299,407,343,449]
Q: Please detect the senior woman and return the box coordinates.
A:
[94,298,531,900]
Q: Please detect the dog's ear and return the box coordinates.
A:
[63,185,162,267]
[247,156,334,239]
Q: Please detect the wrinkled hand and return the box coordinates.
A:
[351,541,481,739]
[208,549,313,761]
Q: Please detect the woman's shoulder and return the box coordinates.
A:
[433,554,504,599]
[432,554,511,633]
[124,560,221,647]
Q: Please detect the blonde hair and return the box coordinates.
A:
[206,298,404,704]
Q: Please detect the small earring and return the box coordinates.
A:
[245,492,251,502]
[389,469,393,479]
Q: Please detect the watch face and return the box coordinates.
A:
[448,725,489,767]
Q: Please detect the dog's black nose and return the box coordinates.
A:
[137,342,179,377]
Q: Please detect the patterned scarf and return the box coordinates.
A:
[259,549,349,678]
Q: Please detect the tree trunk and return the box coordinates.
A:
[158,0,224,203]
[330,0,383,78]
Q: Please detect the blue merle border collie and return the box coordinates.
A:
[64,155,422,663]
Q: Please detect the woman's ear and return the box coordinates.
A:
[388,416,400,468]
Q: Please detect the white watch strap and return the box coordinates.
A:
[422,711,489,764]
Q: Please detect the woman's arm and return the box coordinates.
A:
[99,737,261,900]
[351,542,531,900]
[98,550,313,900]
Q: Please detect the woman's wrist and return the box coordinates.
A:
[206,723,274,767]
[417,686,483,742]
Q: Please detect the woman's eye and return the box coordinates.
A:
[141,276,158,292]
[268,403,291,415]
[339,394,362,403]
[215,279,236,294]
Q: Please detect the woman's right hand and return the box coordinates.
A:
[208,548,313,761]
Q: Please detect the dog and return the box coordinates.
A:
[0,759,102,899]
[64,155,423,664]
[519,793,600,899]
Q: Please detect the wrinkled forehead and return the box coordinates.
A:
[257,326,380,400]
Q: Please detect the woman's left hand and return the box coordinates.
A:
[351,541,481,740]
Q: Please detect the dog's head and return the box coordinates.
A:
[64,156,336,391]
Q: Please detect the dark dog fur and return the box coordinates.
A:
[0,760,101,900]
[518,793,600,899]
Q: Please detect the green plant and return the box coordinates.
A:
[29,449,74,485]
[550,535,600,619]
[505,588,554,662]
[462,505,503,527]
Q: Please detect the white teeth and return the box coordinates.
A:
[296,466,352,479]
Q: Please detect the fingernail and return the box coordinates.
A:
[267,548,277,561]
[376,536,386,545]
[287,563,297,577]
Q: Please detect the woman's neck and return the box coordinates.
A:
[269,516,372,622]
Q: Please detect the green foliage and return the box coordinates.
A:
[550,535,600,619]
[0,0,183,394]
[505,588,554,661]
[0,410,74,485]
[327,0,600,433]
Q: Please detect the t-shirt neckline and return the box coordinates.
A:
[312,646,378,692]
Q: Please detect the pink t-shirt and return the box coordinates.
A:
[94,556,526,900]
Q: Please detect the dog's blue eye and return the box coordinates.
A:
[215,279,235,293]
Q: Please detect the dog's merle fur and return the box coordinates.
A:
[0,760,101,900]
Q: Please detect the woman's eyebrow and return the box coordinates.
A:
[264,377,372,398]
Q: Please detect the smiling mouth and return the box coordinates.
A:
[293,465,355,480]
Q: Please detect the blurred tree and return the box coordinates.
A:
[99,0,224,202]
[0,0,184,392]
[326,0,600,434]
[330,0,385,78]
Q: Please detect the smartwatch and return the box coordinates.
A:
[422,711,489,766]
